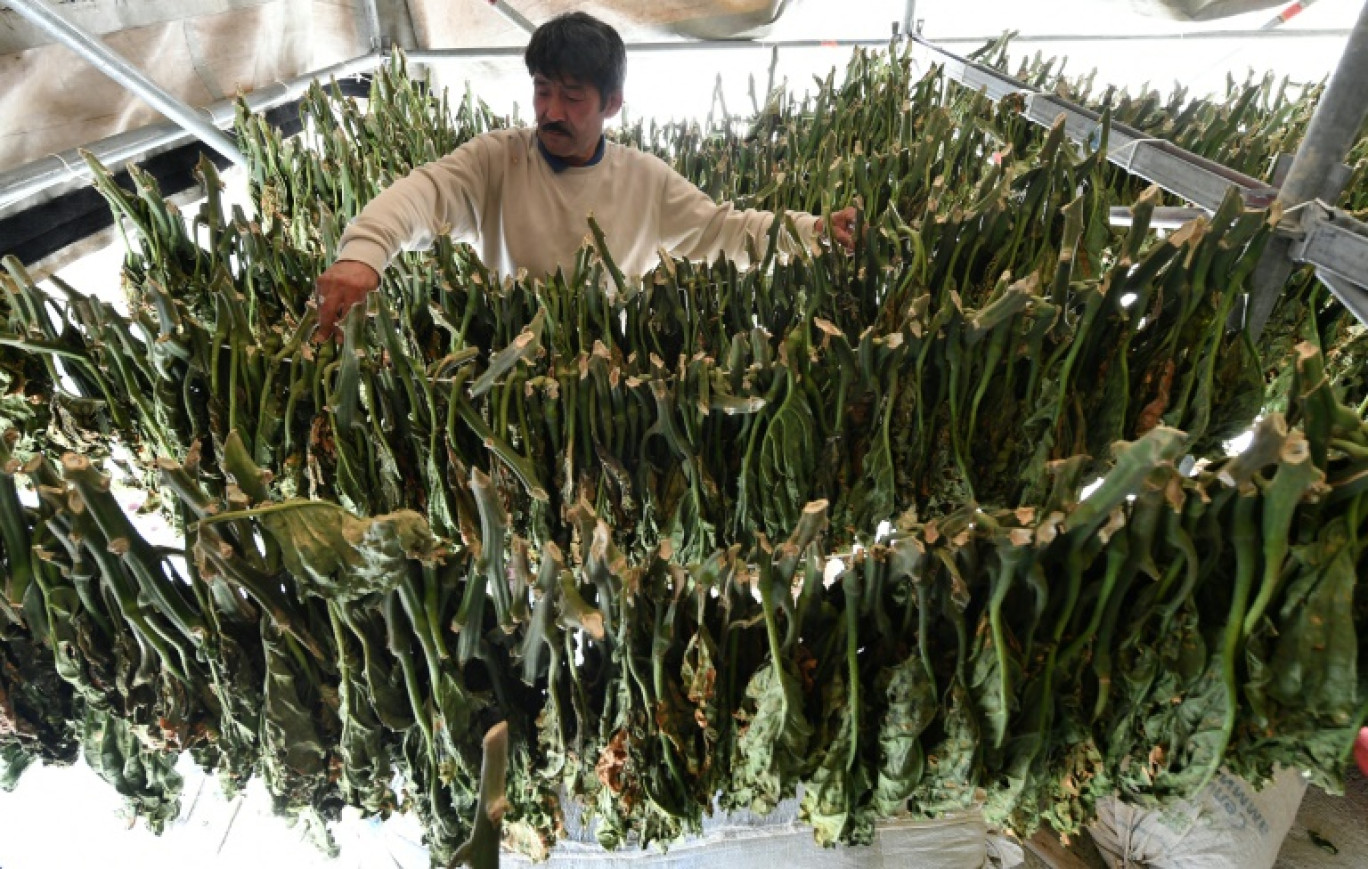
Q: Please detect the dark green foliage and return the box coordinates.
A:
[0,44,1365,867]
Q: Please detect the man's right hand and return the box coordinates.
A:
[314,260,381,342]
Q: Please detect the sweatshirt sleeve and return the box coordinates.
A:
[335,134,498,274]
[654,159,820,268]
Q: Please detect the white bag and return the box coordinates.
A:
[1088,767,1306,869]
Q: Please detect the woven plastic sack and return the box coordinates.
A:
[1088,767,1306,869]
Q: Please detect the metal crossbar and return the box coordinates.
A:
[907,32,1368,333]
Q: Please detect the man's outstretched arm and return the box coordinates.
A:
[655,163,858,267]
[820,206,859,251]
[314,136,498,340]
[314,260,381,340]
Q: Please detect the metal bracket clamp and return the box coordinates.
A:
[1271,153,1354,201]
[1289,203,1368,292]
[1315,270,1368,327]
[1242,201,1368,331]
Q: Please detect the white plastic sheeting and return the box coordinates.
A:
[0,0,793,171]
[0,0,362,169]
[0,748,1022,869]
[1123,0,1285,22]
[4,0,1363,177]
[498,799,1011,869]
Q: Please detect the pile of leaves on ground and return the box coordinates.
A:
[1,42,1365,866]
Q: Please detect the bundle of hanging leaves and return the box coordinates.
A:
[1,42,1366,866]
[980,32,1368,401]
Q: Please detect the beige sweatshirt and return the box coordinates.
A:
[336,127,821,280]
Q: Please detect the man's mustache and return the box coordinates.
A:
[539,123,570,136]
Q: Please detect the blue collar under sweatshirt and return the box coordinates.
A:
[537,134,606,172]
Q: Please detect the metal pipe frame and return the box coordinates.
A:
[927,27,1353,45]
[408,36,895,63]
[1316,270,1368,328]
[5,0,247,168]
[908,35,1279,211]
[1108,206,1208,230]
[907,30,1368,331]
[0,53,382,214]
[359,0,383,50]
[4,35,889,211]
[1285,205,1368,331]
[1245,0,1368,338]
[404,28,1356,63]
[486,0,536,35]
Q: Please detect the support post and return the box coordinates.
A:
[4,0,246,168]
[902,0,917,36]
[1245,0,1368,338]
[359,0,383,50]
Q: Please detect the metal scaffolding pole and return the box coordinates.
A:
[408,36,893,63]
[927,27,1354,44]
[0,53,381,213]
[910,29,1368,330]
[5,0,246,168]
[908,34,1279,211]
[486,0,536,35]
[1245,0,1368,338]
[359,0,383,50]
[901,0,917,35]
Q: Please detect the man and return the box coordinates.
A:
[315,11,858,340]
[1359,726,1368,778]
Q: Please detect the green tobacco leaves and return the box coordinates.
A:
[2,42,1366,865]
[80,703,184,834]
[205,500,439,601]
[730,656,814,814]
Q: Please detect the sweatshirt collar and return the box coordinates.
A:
[536,134,605,172]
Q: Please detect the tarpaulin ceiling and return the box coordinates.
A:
[0,0,797,170]
[0,0,1340,173]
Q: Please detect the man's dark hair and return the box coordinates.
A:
[524,12,626,107]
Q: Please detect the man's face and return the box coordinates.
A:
[533,74,622,165]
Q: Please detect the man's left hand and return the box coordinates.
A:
[818,206,859,251]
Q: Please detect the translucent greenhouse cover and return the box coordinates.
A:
[0,0,1362,170]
